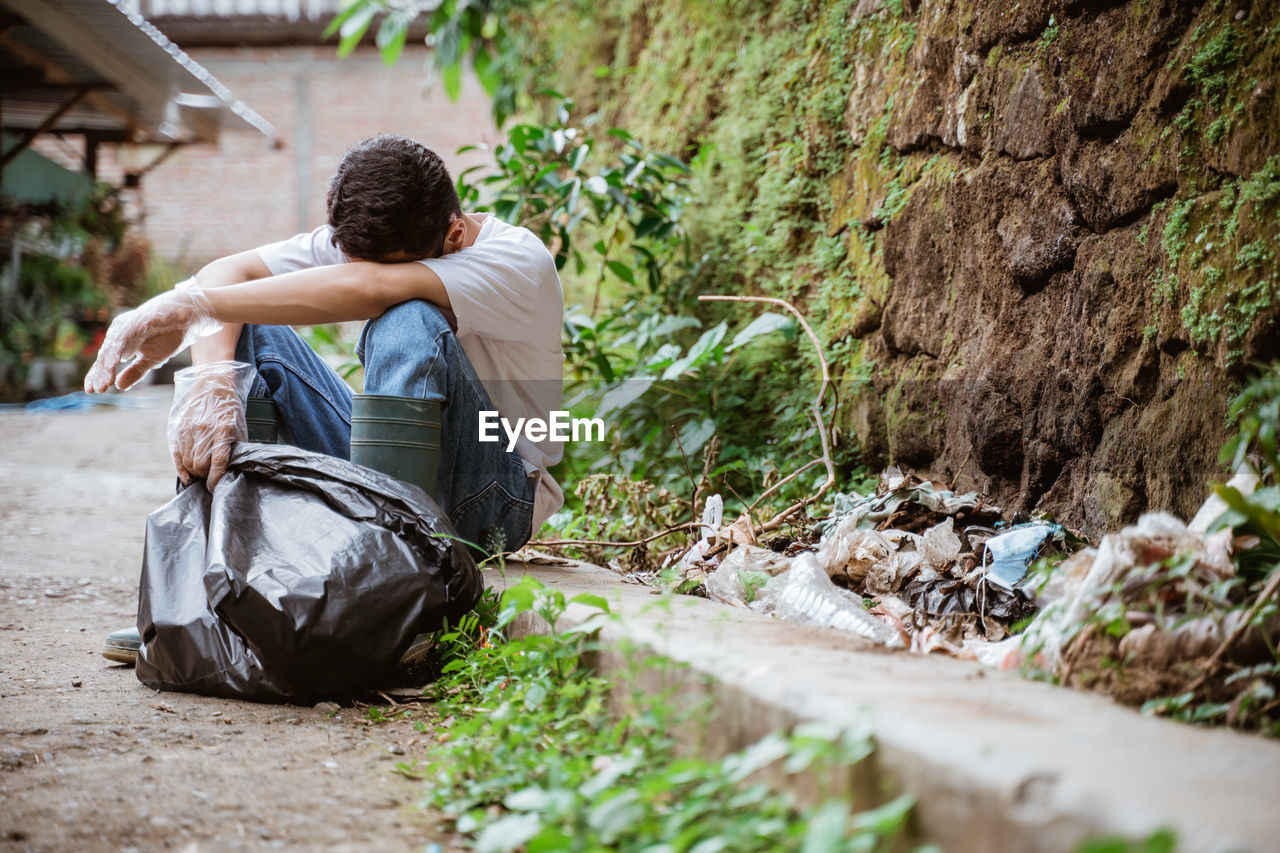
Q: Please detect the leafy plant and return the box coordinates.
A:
[1221,363,1280,481]
[2,251,108,389]
[324,0,535,124]
[1211,364,1280,584]
[455,98,696,303]
[398,574,925,851]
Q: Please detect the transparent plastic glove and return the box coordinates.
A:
[168,361,256,490]
[84,279,221,393]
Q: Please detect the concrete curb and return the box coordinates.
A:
[501,560,1280,853]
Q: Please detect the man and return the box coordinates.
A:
[91,135,565,664]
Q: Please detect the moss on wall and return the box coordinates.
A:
[519,0,1280,534]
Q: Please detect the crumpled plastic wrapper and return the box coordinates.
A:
[816,520,893,585]
[812,467,1000,537]
[919,517,962,569]
[704,546,798,606]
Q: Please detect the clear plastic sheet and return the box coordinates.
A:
[919,517,962,569]
[704,545,794,607]
[815,520,892,585]
[136,443,480,702]
[751,554,904,647]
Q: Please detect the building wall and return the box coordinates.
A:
[112,44,495,268]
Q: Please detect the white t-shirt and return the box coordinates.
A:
[256,216,566,529]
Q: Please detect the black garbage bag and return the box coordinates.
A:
[135,442,481,702]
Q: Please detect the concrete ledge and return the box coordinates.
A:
[501,560,1280,853]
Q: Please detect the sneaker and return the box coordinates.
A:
[103,627,141,666]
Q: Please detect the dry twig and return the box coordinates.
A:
[748,459,824,514]
[531,521,708,550]
[672,424,701,524]
[698,294,836,534]
[1184,568,1280,694]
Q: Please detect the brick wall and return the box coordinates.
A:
[104,44,495,269]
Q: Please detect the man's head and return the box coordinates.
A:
[326,135,461,262]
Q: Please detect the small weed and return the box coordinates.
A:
[1038,15,1059,50]
[411,575,926,851]
[1205,115,1232,146]
[1161,198,1195,263]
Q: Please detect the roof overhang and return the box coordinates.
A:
[0,0,275,149]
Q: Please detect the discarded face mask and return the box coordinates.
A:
[983,522,1058,590]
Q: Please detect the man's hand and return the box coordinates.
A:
[167,362,256,490]
[85,280,220,393]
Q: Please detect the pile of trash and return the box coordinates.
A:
[984,467,1280,721]
[672,464,1280,729]
[642,362,1280,731]
[676,468,1078,658]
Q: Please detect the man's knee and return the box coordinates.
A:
[359,300,455,397]
[366,300,452,340]
[360,300,453,361]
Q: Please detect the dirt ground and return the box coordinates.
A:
[0,387,460,852]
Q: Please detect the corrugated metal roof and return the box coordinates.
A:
[125,0,425,49]
[127,0,341,21]
[1,0,275,142]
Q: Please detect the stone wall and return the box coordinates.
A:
[528,0,1280,535]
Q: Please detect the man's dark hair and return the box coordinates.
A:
[326,134,461,261]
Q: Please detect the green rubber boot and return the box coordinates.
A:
[245,397,280,443]
[349,394,441,497]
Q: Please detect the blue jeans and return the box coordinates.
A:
[234,300,537,557]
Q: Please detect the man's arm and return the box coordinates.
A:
[198,259,451,328]
[87,253,452,392]
[189,249,272,366]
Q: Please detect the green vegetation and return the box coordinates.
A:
[1184,22,1243,108]
[324,0,529,123]
[1154,157,1280,360]
[0,186,150,398]
[1038,15,1060,50]
[362,575,1191,848]
[398,575,925,851]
